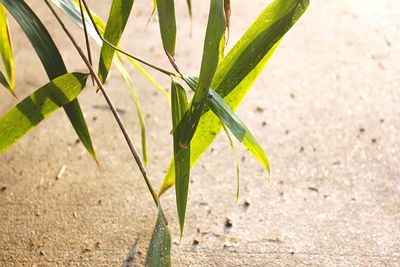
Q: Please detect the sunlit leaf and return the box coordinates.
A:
[98,0,134,83]
[186,76,268,191]
[0,3,14,92]
[1,0,97,161]
[156,0,176,58]
[160,0,309,194]
[145,203,171,267]
[0,73,89,153]
[179,0,226,147]
[114,56,147,164]
[222,124,240,202]
[171,80,190,237]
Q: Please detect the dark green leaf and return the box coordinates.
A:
[145,204,171,267]
[0,4,14,92]
[0,70,13,95]
[179,0,226,147]
[98,0,134,83]
[171,80,190,237]
[1,0,97,160]
[156,0,176,57]
[0,73,89,153]
[186,0,192,18]
[160,0,309,194]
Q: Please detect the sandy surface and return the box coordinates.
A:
[1,0,399,266]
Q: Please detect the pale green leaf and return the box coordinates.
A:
[0,3,14,92]
[222,124,240,202]
[114,56,147,164]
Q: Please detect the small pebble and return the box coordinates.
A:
[225,218,233,228]
[1,184,8,192]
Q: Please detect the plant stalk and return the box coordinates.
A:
[80,0,181,78]
[44,0,159,207]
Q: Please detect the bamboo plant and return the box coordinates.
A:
[0,0,309,265]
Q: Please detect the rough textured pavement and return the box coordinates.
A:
[1,0,399,266]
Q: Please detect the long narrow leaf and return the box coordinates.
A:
[186,76,268,186]
[156,0,176,57]
[207,89,270,172]
[1,0,97,160]
[51,0,170,100]
[145,203,171,267]
[179,0,226,147]
[186,0,192,18]
[222,124,240,201]
[160,0,309,194]
[171,80,190,237]
[0,70,13,95]
[0,73,89,153]
[98,0,134,83]
[114,56,147,164]
[0,3,14,92]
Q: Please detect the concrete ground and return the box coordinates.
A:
[1,0,399,266]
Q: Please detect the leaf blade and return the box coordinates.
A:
[0,73,89,153]
[156,0,176,57]
[160,0,309,194]
[171,80,190,237]
[145,204,171,267]
[0,70,13,95]
[114,57,148,164]
[98,0,134,83]
[1,0,97,160]
[0,3,14,92]
[179,0,226,147]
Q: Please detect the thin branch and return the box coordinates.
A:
[78,0,94,85]
[43,0,159,207]
[80,0,181,78]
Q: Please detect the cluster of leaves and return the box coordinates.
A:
[0,0,308,265]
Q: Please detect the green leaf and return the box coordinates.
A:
[179,0,226,147]
[186,0,192,18]
[185,76,268,191]
[51,0,102,42]
[0,73,89,153]
[145,204,171,267]
[156,0,176,57]
[160,0,309,194]
[98,0,134,83]
[0,3,14,92]
[0,70,13,95]
[171,80,190,237]
[222,124,240,202]
[114,56,147,165]
[52,0,170,101]
[1,0,97,161]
